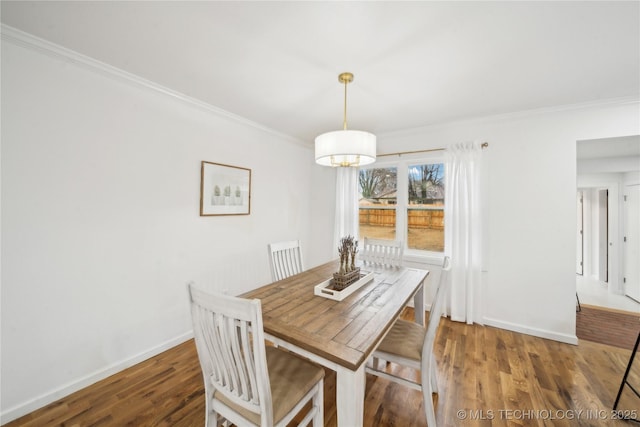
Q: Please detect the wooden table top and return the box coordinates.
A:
[242,260,429,371]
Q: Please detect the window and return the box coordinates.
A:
[407,163,444,252]
[359,158,445,254]
[358,167,397,240]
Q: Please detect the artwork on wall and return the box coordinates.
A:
[200,161,251,216]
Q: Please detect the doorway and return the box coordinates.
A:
[576,135,640,312]
[598,189,608,283]
[576,187,611,286]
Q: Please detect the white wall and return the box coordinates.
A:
[578,156,640,174]
[377,100,639,343]
[0,35,334,421]
[624,171,640,185]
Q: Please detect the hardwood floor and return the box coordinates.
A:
[4,309,636,427]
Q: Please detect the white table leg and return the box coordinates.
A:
[336,363,365,427]
[414,279,425,326]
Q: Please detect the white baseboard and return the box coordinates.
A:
[483,317,578,345]
[0,331,194,424]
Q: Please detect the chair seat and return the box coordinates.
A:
[377,319,425,362]
[215,346,324,425]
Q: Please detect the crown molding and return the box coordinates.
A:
[1,24,309,148]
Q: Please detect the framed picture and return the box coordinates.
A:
[200,161,251,216]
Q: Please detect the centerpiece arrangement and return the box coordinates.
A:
[314,235,374,301]
[332,235,361,290]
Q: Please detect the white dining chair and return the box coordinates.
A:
[366,256,451,427]
[360,237,404,267]
[268,240,304,282]
[187,283,324,427]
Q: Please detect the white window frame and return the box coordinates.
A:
[359,152,445,263]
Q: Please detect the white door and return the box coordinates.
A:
[576,191,584,275]
[598,189,608,283]
[623,185,640,302]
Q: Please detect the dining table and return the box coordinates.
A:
[242,259,429,427]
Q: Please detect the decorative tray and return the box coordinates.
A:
[314,271,375,301]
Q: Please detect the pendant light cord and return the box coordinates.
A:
[343,78,348,130]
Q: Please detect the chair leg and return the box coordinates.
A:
[312,379,324,427]
[205,409,218,427]
[430,362,438,394]
[423,377,437,427]
[576,292,581,312]
[369,356,390,369]
[369,357,377,369]
[204,388,218,427]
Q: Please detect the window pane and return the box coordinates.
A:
[359,167,397,240]
[407,164,444,251]
[407,209,444,251]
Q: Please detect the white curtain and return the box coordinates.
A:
[334,167,360,250]
[444,141,484,325]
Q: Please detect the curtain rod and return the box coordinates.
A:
[377,142,489,157]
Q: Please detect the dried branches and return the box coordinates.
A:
[338,235,358,274]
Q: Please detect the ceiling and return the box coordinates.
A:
[2,1,639,144]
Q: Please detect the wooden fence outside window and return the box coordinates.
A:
[359,208,444,229]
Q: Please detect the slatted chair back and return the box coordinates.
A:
[268,240,304,281]
[420,255,451,421]
[361,237,404,267]
[188,284,272,426]
[188,284,324,427]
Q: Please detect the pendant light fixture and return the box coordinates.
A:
[315,72,376,167]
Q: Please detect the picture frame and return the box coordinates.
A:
[200,161,251,216]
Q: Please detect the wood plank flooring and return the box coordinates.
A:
[4,309,637,426]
